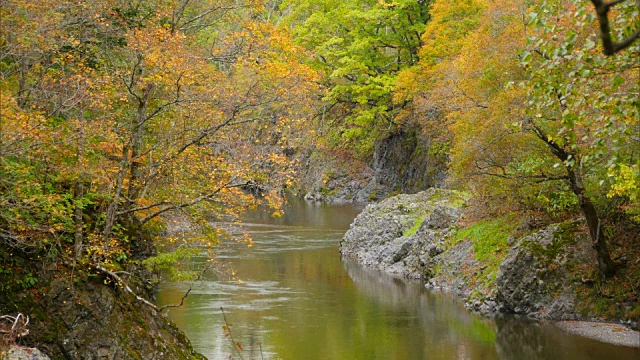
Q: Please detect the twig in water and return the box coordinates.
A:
[221,307,244,360]
[160,263,213,312]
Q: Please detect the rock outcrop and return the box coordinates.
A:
[297,127,448,204]
[340,189,466,278]
[0,246,205,360]
[5,346,51,360]
[496,221,595,319]
[340,190,602,320]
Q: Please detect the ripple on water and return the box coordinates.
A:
[162,280,305,306]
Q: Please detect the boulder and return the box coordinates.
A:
[340,188,467,278]
[5,346,50,360]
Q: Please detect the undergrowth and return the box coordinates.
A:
[574,221,640,325]
[449,214,518,292]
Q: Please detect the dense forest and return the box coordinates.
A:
[1,0,638,357]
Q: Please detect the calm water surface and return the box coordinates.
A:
[157,200,640,359]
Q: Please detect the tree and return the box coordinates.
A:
[589,0,640,55]
[0,0,318,279]
[404,0,638,277]
[281,0,431,158]
[523,0,639,276]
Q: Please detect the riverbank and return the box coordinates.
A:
[0,240,205,359]
[555,321,640,348]
[339,189,640,346]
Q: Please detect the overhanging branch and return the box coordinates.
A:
[590,0,640,55]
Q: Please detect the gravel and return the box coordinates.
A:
[555,321,640,348]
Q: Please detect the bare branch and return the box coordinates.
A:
[95,264,158,312]
[158,263,213,312]
[138,181,250,225]
[115,200,172,216]
[451,79,488,109]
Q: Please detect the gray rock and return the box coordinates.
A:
[5,346,50,360]
[495,221,596,320]
[392,239,414,263]
[422,205,460,229]
[340,188,468,279]
[372,128,447,192]
[341,190,604,322]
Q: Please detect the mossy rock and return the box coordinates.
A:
[0,245,205,360]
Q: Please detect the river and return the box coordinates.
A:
[157,200,640,359]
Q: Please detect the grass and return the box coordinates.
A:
[451,214,518,289]
[453,215,515,261]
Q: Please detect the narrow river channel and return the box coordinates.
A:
[157,200,639,359]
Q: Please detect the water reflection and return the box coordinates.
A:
[494,316,640,359]
[342,259,498,360]
[157,200,640,359]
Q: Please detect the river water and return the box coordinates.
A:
[157,200,639,359]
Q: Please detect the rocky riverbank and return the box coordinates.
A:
[0,242,205,360]
[339,189,640,340]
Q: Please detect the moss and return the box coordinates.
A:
[523,221,578,266]
[452,215,515,261]
[427,188,469,209]
[403,215,426,237]
[449,214,517,289]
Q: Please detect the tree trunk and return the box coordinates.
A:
[529,120,616,277]
[74,113,86,259]
[74,180,84,259]
[567,166,616,277]
[127,82,154,201]
[103,83,153,243]
[102,146,129,242]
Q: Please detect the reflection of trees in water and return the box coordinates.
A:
[345,260,640,360]
[343,258,479,324]
[243,198,363,230]
[343,259,501,359]
[494,316,640,360]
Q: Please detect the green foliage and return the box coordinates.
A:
[454,216,514,264]
[282,0,431,157]
[17,272,38,290]
[522,0,639,213]
[0,156,76,249]
[142,246,201,281]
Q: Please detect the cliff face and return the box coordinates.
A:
[0,245,205,360]
[298,128,448,204]
[339,190,637,324]
[371,129,447,193]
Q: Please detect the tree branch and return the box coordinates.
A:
[451,79,488,109]
[95,264,159,312]
[138,181,250,225]
[158,263,213,312]
[590,0,640,55]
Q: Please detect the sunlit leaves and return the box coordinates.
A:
[0,0,318,272]
[282,0,430,157]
